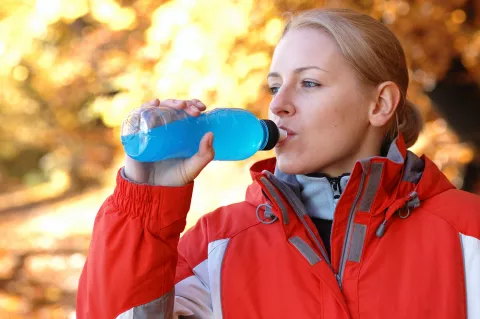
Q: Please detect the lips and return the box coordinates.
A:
[276,125,297,146]
[278,125,297,136]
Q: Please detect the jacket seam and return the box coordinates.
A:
[420,206,461,235]
[188,207,263,271]
[226,219,264,243]
[183,221,264,316]
[422,205,480,240]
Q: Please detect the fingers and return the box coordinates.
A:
[159,99,186,108]
[149,98,160,106]
[190,99,207,111]
[197,132,214,158]
[184,132,215,181]
[140,98,206,118]
[140,98,160,108]
[158,98,206,117]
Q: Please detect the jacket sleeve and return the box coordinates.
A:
[76,168,198,319]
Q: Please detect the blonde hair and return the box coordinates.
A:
[282,8,423,149]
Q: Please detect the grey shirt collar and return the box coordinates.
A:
[295,174,350,220]
[273,165,350,220]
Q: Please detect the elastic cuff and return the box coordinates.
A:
[113,168,194,229]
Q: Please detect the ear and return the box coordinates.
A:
[368,81,401,128]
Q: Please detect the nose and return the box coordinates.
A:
[269,85,296,118]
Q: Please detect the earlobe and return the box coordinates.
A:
[369,81,401,128]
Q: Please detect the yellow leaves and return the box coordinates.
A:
[35,46,58,70]
[98,49,128,76]
[463,31,480,70]
[0,144,17,160]
[233,52,271,79]
[12,65,29,82]
[410,118,474,188]
[50,61,82,86]
[0,0,476,195]
[450,9,466,25]
[34,0,88,24]
[0,40,5,56]
[60,0,89,23]
[34,0,61,25]
[148,5,190,45]
[211,2,251,37]
[49,169,70,193]
[0,2,477,317]
[0,293,23,315]
[90,92,146,128]
[144,0,269,113]
[107,93,139,127]
[91,0,137,31]
[264,18,283,46]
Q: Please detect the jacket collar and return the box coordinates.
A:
[246,135,454,214]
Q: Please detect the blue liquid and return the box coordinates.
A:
[122,109,266,162]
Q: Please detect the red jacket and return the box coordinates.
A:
[77,137,480,318]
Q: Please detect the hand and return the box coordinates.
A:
[124,98,215,186]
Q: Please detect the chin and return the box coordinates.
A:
[275,154,311,175]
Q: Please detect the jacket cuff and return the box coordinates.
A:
[112,168,194,231]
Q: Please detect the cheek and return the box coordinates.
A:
[330,107,347,129]
[324,102,367,134]
[304,106,346,134]
[300,105,365,154]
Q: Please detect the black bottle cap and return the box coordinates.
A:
[260,119,279,151]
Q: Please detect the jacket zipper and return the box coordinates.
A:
[326,176,343,285]
[336,171,367,289]
[263,172,367,289]
[328,177,342,200]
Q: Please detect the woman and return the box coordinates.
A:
[77,8,480,319]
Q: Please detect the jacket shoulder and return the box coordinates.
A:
[422,189,480,239]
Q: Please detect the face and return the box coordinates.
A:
[268,27,375,176]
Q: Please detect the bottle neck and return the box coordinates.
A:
[259,120,279,151]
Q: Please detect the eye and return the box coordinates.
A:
[269,86,280,95]
[302,80,320,88]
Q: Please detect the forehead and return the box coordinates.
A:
[270,27,341,72]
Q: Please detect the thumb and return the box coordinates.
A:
[184,132,215,181]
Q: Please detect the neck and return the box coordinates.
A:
[314,131,383,176]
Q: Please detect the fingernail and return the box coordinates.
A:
[196,101,205,107]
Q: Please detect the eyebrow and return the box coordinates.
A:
[267,66,328,79]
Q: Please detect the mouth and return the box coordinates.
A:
[278,126,296,136]
[276,125,297,146]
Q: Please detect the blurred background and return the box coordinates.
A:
[0,0,479,317]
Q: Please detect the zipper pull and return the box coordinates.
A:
[330,177,341,200]
[375,204,402,238]
[376,220,387,237]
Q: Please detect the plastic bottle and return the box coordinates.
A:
[121,106,287,162]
